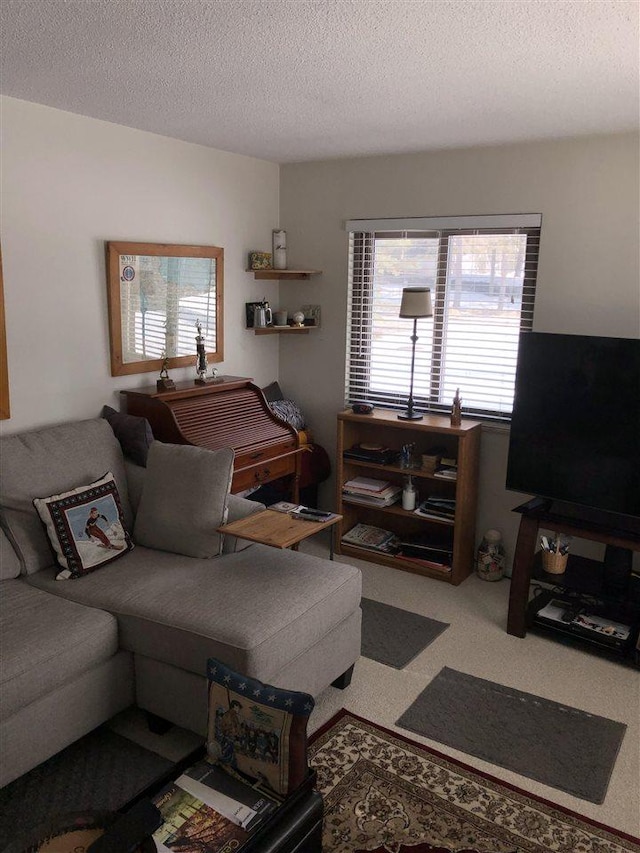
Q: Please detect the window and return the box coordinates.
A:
[345,215,541,420]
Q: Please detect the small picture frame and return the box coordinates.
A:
[248,251,272,270]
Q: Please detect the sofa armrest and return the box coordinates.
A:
[226,494,265,523]
[221,495,265,554]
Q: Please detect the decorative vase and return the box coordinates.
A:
[476,529,506,581]
[273,230,287,270]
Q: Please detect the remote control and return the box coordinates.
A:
[298,508,332,518]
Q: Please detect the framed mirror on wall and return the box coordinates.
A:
[106,241,224,377]
[0,249,9,420]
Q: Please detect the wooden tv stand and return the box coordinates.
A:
[507,500,640,657]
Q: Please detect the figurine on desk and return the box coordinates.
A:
[156,354,176,392]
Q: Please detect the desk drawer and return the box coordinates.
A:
[232,453,296,493]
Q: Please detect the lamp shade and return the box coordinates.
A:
[399,287,433,318]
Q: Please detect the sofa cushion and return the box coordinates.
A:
[134,443,234,558]
[0,579,119,719]
[102,405,154,467]
[0,419,132,576]
[27,544,362,684]
[207,657,314,796]
[0,528,21,580]
[34,472,134,580]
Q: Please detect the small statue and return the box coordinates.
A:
[156,353,176,392]
[195,320,208,384]
[451,388,462,426]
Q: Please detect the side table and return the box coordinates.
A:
[218,508,342,559]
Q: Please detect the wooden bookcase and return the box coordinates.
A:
[336,408,481,585]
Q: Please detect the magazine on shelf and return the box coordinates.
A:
[153,783,249,853]
[176,760,278,831]
[433,466,457,480]
[341,523,399,552]
[415,497,456,520]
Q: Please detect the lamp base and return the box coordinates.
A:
[398,411,423,421]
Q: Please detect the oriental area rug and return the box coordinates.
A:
[308,710,640,853]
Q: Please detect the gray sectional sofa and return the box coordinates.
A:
[0,418,362,788]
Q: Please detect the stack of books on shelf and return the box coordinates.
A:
[342,476,402,507]
[433,455,458,480]
[341,523,400,554]
[414,495,456,522]
[343,443,399,465]
[152,759,279,851]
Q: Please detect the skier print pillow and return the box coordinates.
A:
[33,471,133,579]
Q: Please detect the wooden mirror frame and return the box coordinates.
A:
[106,241,224,377]
[0,249,9,420]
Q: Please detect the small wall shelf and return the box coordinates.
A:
[253,326,312,335]
[247,269,322,280]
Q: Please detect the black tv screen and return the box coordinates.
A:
[506,332,640,524]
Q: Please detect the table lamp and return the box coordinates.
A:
[398,287,433,421]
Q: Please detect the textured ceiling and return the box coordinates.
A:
[1,0,638,163]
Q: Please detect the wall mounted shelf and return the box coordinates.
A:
[253,326,312,335]
[247,269,322,280]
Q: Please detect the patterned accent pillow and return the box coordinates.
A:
[33,472,133,580]
[268,399,306,431]
[206,658,314,796]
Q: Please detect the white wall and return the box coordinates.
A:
[279,133,640,567]
[0,97,281,434]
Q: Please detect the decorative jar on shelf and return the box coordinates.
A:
[475,529,506,581]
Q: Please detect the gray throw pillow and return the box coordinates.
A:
[262,380,284,402]
[133,443,234,558]
[102,405,154,467]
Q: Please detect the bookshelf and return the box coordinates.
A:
[336,408,481,585]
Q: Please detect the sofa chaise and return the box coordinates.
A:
[0,418,362,788]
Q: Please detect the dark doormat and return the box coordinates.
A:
[0,726,172,849]
[396,666,627,804]
[361,598,449,669]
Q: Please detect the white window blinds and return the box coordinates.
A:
[345,215,541,420]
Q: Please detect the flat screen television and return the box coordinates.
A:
[506,331,640,533]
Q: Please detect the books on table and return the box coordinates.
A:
[153,783,249,852]
[176,760,277,830]
[152,760,279,851]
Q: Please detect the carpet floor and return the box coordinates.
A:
[309,709,640,853]
[361,598,449,669]
[396,666,627,804]
[0,726,173,850]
